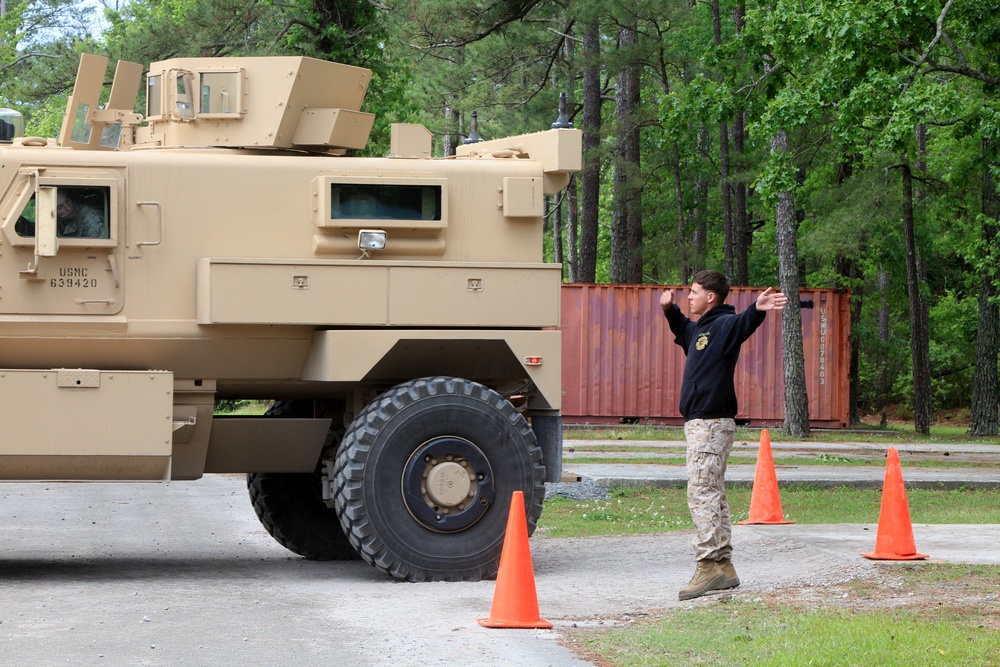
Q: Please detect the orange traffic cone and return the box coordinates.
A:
[862,447,928,560]
[478,490,552,629]
[737,429,795,525]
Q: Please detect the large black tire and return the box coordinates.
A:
[247,401,359,561]
[248,471,359,560]
[332,376,545,582]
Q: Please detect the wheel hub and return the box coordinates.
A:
[424,460,473,508]
[402,436,495,532]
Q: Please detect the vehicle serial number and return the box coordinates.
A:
[50,278,98,288]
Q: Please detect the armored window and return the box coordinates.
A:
[313,176,447,231]
[330,184,442,222]
[15,186,111,240]
[198,70,246,118]
[173,72,195,120]
[147,75,162,117]
[70,104,93,144]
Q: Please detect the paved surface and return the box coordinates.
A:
[0,476,996,667]
[0,439,995,666]
[563,438,1000,489]
[750,523,1000,565]
[0,477,597,667]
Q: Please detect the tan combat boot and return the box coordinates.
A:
[678,560,727,601]
[717,558,740,590]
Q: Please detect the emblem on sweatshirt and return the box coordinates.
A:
[695,333,709,351]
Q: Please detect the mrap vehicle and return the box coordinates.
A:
[0,54,579,581]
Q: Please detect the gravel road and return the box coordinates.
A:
[0,474,914,667]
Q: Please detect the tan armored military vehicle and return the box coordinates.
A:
[0,54,579,582]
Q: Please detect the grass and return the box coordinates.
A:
[549,485,1000,667]
[564,426,1000,446]
[537,485,1000,538]
[572,576,1000,667]
[563,453,1000,468]
[565,452,1000,468]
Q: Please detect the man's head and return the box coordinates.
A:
[56,192,77,222]
[689,270,729,316]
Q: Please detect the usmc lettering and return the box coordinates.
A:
[50,267,97,288]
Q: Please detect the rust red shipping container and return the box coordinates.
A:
[561,284,851,428]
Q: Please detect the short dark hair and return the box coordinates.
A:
[692,270,729,302]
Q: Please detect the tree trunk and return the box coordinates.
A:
[551,195,562,269]
[971,239,999,436]
[565,176,579,283]
[877,270,891,427]
[972,138,1000,435]
[732,3,750,286]
[578,20,600,283]
[915,124,927,204]
[846,260,863,427]
[711,0,734,281]
[733,110,750,286]
[611,22,642,284]
[720,120,734,281]
[691,126,709,272]
[900,161,933,434]
[443,105,454,157]
[835,158,862,426]
[771,130,810,437]
[672,142,690,282]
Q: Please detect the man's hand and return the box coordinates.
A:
[660,289,675,312]
[756,287,788,311]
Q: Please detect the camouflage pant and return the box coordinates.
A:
[684,418,736,561]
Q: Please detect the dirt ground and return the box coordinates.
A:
[857,406,973,429]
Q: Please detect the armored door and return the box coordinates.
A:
[0,166,126,315]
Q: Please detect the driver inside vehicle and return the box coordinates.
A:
[56,190,105,238]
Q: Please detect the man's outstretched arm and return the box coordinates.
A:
[660,289,691,345]
[755,287,788,312]
[659,289,675,312]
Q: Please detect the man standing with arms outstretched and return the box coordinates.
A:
[660,270,788,601]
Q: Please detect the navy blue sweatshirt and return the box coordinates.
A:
[663,302,766,421]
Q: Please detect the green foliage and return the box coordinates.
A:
[214,399,270,415]
[2,0,998,418]
[1,0,100,126]
[929,291,980,407]
[385,0,580,152]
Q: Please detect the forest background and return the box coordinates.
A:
[1,0,998,437]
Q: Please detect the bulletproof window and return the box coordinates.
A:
[173,72,195,120]
[330,184,442,221]
[70,104,93,144]
[147,75,162,117]
[198,70,246,117]
[15,186,111,240]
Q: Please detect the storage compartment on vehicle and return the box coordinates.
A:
[197,258,561,328]
[0,369,173,480]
